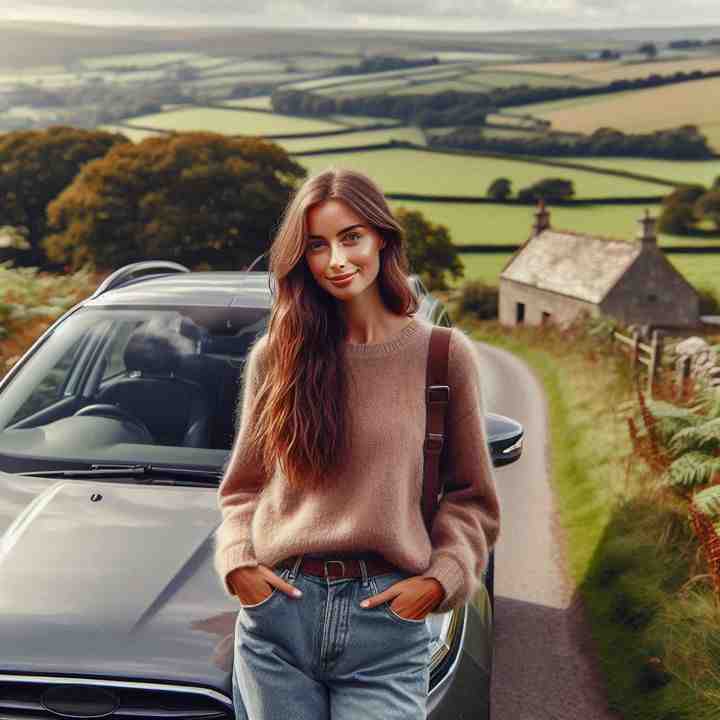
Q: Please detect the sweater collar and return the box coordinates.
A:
[343,316,423,359]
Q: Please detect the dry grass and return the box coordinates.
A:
[489,56,720,82]
[529,75,720,151]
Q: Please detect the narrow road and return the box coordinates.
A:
[473,340,621,720]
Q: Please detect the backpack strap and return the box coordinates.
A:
[421,326,452,536]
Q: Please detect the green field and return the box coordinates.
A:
[425,124,543,141]
[296,147,670,198]
[666,253,720,296]
[125,107,343,135]
[508,89,641,116]
[185,72,309,88]
[462,70,598,87]
[81,52,201,69]
[315,78,411,96]
[185,56,231,70]
[98,125,167,142]
[392,79,486,95]
[220,96,274,110]
[328,114,399,127]
[0,71,88,88]
[291,55,357,72]
[279,126,426,152]
[284,62,475,91]
[431,51,525,62]
[520,76,720,152]
[387,199,699,247]
[203,60,289,75]
[539,156,720,187]
[453,252,514,286]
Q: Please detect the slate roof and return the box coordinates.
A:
[499,228,643,304]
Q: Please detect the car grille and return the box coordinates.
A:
[0,674,231,719]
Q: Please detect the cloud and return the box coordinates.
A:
[1,0,719,30]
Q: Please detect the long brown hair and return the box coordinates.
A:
[245,167,419,492]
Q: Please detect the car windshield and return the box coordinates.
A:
[0,305,269,474]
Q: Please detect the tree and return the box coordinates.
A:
[695,191,720,231]
[663,183,706,208]
[487,177,512,201]
[394,207,463,291]
[0,126,128,269]
[44,132,307,271]
[517,177,575,203]
[638,42,658,58]
[658,202,696,234]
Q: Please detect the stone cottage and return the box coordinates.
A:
[498,202,701,330]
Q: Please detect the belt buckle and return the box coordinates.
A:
[324,559,346,580]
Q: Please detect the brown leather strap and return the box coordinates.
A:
[422,326,452,536]
[276,553,398,579]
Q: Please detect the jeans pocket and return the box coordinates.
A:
[370,572,428,626]
[238,567,289,611]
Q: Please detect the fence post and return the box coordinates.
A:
[676,355,691,401]
[648,329,664,398]
[632,330,640,370]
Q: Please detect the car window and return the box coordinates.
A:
[5,336,83,426]
[100,321,143,382]
[0,306,269,472]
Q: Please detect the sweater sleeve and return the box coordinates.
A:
[419,327,502,614]
[213,332,270,597]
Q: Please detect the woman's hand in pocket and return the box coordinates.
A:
[361,576,445,620]
[228,564,302,605]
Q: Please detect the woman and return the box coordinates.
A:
[214,167,501,720]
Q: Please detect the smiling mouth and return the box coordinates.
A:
[329,272,357,282]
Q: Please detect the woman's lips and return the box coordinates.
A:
[329,271,357,286]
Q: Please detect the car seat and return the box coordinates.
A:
[95,324,211,447]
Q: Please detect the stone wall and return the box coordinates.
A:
[674,336,720,394]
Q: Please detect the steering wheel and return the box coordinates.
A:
[73,403,154,441]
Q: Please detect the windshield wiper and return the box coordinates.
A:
[20,463,223,485]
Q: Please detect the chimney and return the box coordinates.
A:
[532,198,550,236]
[637,208,657,249]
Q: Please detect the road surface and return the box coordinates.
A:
[474,340,621,720]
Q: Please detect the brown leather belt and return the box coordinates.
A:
[276,552,398,580]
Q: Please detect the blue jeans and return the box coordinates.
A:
[232,554,432,720]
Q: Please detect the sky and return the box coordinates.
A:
[1,1,719,33]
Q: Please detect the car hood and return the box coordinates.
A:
[0,471,237,697]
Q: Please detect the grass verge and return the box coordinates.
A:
[455,312,720,719]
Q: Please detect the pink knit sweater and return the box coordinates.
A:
[213,315,501,614]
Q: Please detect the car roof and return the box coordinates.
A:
[84,271,275,309]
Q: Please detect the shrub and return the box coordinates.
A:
[457,279,498,319]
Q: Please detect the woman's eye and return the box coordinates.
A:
[345,232,360,242]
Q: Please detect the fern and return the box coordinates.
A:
[693,485,720,520]
[644,400,699,447]
[662,452,720,490]
[669,417,720,454]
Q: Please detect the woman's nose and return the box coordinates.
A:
[329,244,348,268]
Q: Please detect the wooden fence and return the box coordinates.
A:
[611,328,665,398]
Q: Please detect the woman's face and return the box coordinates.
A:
[304,198,386,301]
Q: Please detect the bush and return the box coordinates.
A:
[487,177,512,201]
[457,279,498,319]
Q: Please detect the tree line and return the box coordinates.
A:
[487,177,575,203]
[0,126,462,288]
[431,125,713,160]
[271,67,720,129]
[333,55,439,76]
[658,180,720,236]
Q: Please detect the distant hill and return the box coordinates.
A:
[1,20,719,70]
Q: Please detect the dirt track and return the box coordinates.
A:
[474,340,621,720]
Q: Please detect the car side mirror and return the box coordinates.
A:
[486,412,524,467]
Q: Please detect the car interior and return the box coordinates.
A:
[0,307,269,468]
